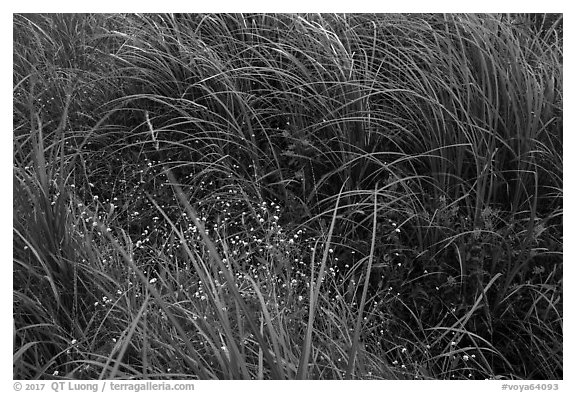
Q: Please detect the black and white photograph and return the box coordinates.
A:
[12,8,564,384]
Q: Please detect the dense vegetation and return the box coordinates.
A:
[13,13,562,380]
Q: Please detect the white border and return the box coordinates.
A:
[4,4,572,389]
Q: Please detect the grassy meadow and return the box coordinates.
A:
[13,13,563,380]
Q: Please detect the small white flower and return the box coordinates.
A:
[149,278,157,284]
[220,345,230,360]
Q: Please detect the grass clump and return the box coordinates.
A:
[13,13,562,380]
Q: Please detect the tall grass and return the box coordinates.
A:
[14,13,562,379]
